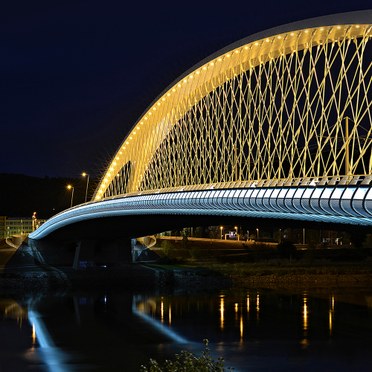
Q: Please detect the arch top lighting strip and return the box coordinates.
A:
[94,11,372,201]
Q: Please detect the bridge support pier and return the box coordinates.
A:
[72,238,133,269]
[72,239,96,270]
[72,242,81,270]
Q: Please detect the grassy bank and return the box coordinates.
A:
[195,260,372,289]
[151,238,372,289]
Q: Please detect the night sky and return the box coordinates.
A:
[1,0,370,179]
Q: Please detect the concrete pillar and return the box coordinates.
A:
[72,239,96,269]
[72,241,81,270]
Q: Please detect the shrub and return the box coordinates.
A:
[140,339,232,372]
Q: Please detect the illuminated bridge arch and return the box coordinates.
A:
[29,11,372,241]
[95,11,371,201]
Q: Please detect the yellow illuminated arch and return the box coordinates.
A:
[94,12,371,201]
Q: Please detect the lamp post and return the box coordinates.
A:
[67,185,75,208]
[82,172,90,203]
[220,226,224,240]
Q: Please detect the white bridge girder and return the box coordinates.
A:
[29,184,372,240]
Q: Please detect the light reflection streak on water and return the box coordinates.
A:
[28,309,69,372]
[160,298,164,323]
[0,300,56,366]
[27,310,55,348]
[303,294,308,332]
[301,292,310,348]
[220,295,225,330]
[169,304,172,326]
[240,314,244,341]
[32,323,36,346]
[134,290,350,353]
[3,301,25,327]
[132,295,187,343]
[329,294,335,336]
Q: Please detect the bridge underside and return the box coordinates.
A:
[30,186,372,241]
[34,214,370,244]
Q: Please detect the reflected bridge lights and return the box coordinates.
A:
[303,294,308,332]
[32,323,36,346]
[160,297,164,323]
[219,292,261,339]
[329,294,335,336]
[301,293,310,349]
[132,295,186,343]
[219,294,225,330]
[159,297,172,325]
[233,302,244,342]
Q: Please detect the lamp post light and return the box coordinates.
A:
[220,226,224,240]
[67,185,75,208]
[82,172,90,203]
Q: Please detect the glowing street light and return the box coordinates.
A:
[67,185,75,208]
[82,172,90,203]
[220,226,224,239]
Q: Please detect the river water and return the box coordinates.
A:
[0,286,371,371]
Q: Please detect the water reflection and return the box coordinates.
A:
[0,288,371,371]
[329,294,335,336]
[0,298,26,323]
[132,294,187,344]
[219,294,224,330]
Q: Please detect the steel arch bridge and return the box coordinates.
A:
[30,11,372,240]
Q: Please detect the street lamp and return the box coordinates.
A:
[82,172,90,203]
[220,226,224,239]
[67,184,75,208]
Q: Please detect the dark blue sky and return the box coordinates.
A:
[1,0,370,178]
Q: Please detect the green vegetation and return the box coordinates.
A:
[151,236,372,289]
[140,340,232,372]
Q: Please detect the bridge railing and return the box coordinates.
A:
[111,174,371,200]
[36,174,371,224]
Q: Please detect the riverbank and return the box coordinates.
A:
[193,260,372,290]
[2,260,372,295]
[1,240,372,293]
[150,237,372,289]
